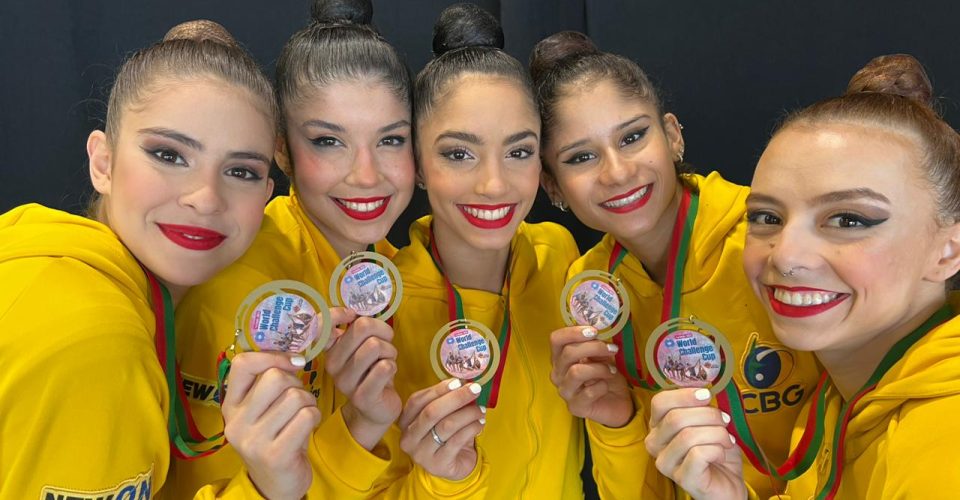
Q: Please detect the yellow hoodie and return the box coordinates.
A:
[572,173,822,499]
[0,204,263,499]
[782,302,960,499]
[385,216,584,499]
[171,192,408,499]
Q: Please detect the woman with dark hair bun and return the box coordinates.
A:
[646,54,960,500]
[380,3,583,498]
[0,19,294,498]
[530,31,821,498]
[173,0,415,497]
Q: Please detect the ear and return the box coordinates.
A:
[540,168,565,205]
[662,112,685,161]
[263,177,275,205]
[275,136,293,177]
[87,130,113,195]
[925,222,960,283]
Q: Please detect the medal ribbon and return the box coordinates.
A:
[144,269,226,460]
[608,188,699,390]
[718,305,951,491]
[428,226,511,408]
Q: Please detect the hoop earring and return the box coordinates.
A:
[552,200,568,212]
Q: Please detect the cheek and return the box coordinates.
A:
[741,238,770,281]
[842,241,919,294]
[386,154,416,192]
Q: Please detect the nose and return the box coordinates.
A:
[344,146,381,188]
[179,171,226,215]
[474,156,509,198]
[597,149,636,187]
[768,219,823,278]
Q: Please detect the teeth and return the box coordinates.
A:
[183,234,203,240]
[602,186,649,208]
[463,206,511,220]
[773,288,839,307]
[339,199,385,212]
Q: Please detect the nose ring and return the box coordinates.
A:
[781,268,796,277]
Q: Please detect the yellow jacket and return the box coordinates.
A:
[0,204,262,499]
[171,192,406,499]
[387,216,584,499]
[572,173,821,499]
[782,301,960,499]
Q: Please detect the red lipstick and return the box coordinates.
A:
[600,184,652,214]
[334,196,391,221]
[157,223,226,251]
[458,203,516,229]
[767,286,849,318]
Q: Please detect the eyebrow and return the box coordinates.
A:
[504,129,538,146]
[138,128,203,151]
[379,120,411,134]
[435,130,483,145]
[746,188,891,207]
[227,150,272,166]
[302,119,345,132]
[555,114,649,155]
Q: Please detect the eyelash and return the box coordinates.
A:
[562,151,596,165]
[621,127,649,146]
[379,135,407,147]
[508,147,534,159]
[441,147,473,161]
[746,210,888,229]
[310,136,343,148]
[224,167,264,182]
[146,147,187,166]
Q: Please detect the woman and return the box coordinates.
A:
[0,20,307,498]
[530,31,820,498]
[171,0,415,498]
[645,54,960,499]
[385,3,583,498]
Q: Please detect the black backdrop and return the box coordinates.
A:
[2,1,960,250]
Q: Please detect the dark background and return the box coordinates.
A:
[2,2,958,496]
[2,1,959,251]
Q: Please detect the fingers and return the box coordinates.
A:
[557,361,618,401]
[649,388,715,427]
[230,367,305,425]
[433,419,485,464]
[256,385,320,439]
[551,332,617,386]
[400,379,482,441]
[549,325,601,362]
[222,352,306,410]
[653,425,736,476]
[351,358,398,405]
[326,318,398,394]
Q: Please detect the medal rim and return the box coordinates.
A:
[429,319,502,386]
[644,316,734,395]
[234,279,333,362]
[329,251,403,321]
[560,270,632,340]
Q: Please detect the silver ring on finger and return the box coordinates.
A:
[430,426,446,447]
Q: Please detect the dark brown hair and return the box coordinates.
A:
[529,31,662,157]
[413,3,533,132]
[275,0,411,127]
[90,19,277,219]
[778,54,960,224]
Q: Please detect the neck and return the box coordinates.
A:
[433,220,510,294]
[303,208,368,259]
[618,184,684,286]
[816,291,946,400]
[159,279,187,309]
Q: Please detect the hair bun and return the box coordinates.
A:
[163,20,238,47]
[846,54,935,109]
[311,0,373,25]
[529,31,600,83]
[432,3,504,57]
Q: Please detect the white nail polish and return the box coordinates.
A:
[606,343,619,353]
[479,417,486,425]
[694,388,711,401]
[479,406,487,414]
[608,364,617,375]
[582,327,597,338]
[448,379,462,390]
[291,356,306,367]
[721,412,731,424]
[469,383,482,394]
[729,434,737,445]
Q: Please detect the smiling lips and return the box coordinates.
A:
[600,184,652,214]
[334,196,391,221]
[458,203,516,229]
[157,223,226,251]
[767,286,849,318]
